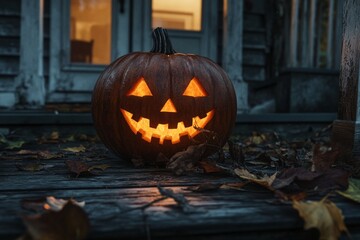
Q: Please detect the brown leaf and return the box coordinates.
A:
[166,144,206,175]
[15,150,63,160]
[21,201,90,240]
[44,196,85,211]
[198,160,223,173]
[293,198,349,240]
[312,143,340,172]
[16,163,54,172]
[272,167,349,193]
[49,131,59,141]
[17,150,37,155]
[234,168,276,190]
[337,178,360,204]
[275,190,307,202]
[87,164,110,172]
[272,167,322,190]
[63,145,86,153]
[65,160,90,177]
[185,183,222,192]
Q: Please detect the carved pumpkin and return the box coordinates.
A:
[92,28,236,161]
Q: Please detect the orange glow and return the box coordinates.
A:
[120,109,214,144]
[160,99,177,113]
[183,78,207,97]
[127,77,153,97]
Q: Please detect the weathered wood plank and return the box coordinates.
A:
[308,0,317,67]
[300,0,309,67]
[289,0,300,67]
[0,37,20,56]
[0,16,20,37]
[243,66,266,81]
[0,187,359,239]
[223,0,248,113]
[334,0,344,70]
[15,0,45,107]
[332,0,360,157]
[326,0,335,68]
[0,56,19,75]
[0,0,20,16]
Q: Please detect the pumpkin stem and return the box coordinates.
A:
[150,27,176,55]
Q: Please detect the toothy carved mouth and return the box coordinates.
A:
[120,109,214,144]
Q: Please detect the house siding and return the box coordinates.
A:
[0,0,50,108]
[0,0,20,107]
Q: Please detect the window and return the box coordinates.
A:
[70,0,112,64]
[152,0,202,31]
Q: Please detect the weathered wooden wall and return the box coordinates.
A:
[0,0,50,108]
[0,0,20,108]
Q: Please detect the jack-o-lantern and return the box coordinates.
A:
[92,28,236,162]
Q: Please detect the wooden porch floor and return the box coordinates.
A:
[1,126,360,240]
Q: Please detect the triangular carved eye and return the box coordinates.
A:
[183,77,207,97]
[127,77,153,97]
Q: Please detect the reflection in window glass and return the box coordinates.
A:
[152,0,202,31]
[70,0,111,64]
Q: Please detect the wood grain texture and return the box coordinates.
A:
[1,161,360,240]
[338,0,360,121]
[15,0,45,107]
[1,128,360,240]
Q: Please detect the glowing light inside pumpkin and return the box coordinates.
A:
[183,77,207,97]
[120,108,214,144]
[160,99,177,112]
[127,77,153,97]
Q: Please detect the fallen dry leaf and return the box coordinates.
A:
[275,190,307,202]
[21,201,90,240]
[16,163,54,172]
[293,197,349,240]
[234,168,276,190]
[272,167,349,193]
[21,197,85,213]
[44,196,85,211]
[337,178,360,204]
[167,143,206,175]
[87,164,110,172]
[63,145,86,153]
[65,160,90,177]
[63,145,85,153]
[198,160,223,173]
[49,131,59,141]
[0,134,25,149]
[38,151,63,160]
[65,160,110,177]
[17,150,37,155]
[17,150,63,160]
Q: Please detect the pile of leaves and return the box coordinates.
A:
[156,126,360,239]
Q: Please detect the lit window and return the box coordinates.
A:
[70,0,111,64]
[152,0,202,31]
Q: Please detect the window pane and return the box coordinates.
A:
[70,0,111,64]
[152,0,202,31]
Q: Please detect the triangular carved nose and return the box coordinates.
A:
[160,99,177,113]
